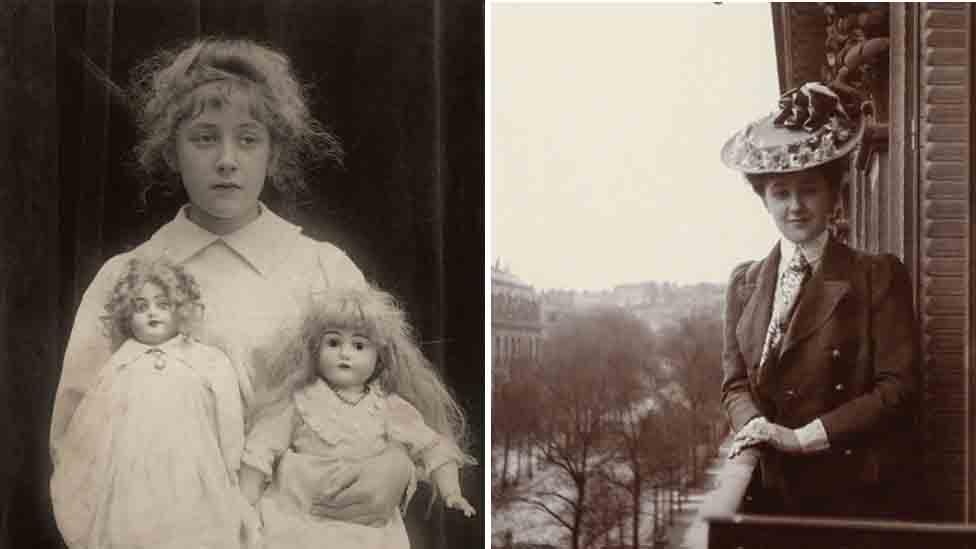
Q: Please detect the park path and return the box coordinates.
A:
[668,443,731,549]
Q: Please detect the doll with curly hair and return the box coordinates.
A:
[239,285,476,549]
[50,257,256,548]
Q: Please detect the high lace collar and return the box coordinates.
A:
[293,378,386,444]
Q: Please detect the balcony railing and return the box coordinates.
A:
[700,448,976,548]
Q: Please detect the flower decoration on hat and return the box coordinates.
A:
[720,82,865,174]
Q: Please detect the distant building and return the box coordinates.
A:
[492,264,726,374]
[615,281,725,332]
[538,289,575,338]
[491,262,542,378]
[537,281,725,334]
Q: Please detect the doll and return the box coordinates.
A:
[50,257,254,548]
[240,285,476,549]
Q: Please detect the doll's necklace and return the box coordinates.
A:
[327,382,370,407]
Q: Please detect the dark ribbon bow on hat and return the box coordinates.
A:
[720,81,865,174]
[773,82,851,132]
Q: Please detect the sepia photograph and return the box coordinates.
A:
[490,2,976,548]
[1,1,483,548]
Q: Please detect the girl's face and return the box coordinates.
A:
[173,82,275,235]
[130,282,178,345]
[317,328,379,392]
[762,171,836,244]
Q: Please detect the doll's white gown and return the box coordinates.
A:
[51,336,246,549]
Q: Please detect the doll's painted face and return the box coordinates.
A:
[317,329,379,393]
[173,82,275,235]
[762,171,836,244]
[130,282,178,345]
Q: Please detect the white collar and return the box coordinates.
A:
[144,203,302,277]
[779,230,829,271]
[113,335,187,365]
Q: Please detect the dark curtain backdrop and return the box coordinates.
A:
[0,1,485,547]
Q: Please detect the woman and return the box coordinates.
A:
[720,82,920,518]
[50,38,413,531]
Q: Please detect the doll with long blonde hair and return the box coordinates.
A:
[240,285,476,548]
[50,257,255,548]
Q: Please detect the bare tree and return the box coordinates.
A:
[658,307,725,483]
[604,388,689,549]
[515,308,653,549]
[491,353,542,502]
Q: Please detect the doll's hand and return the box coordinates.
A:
[444,494,476,517]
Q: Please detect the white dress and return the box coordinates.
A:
[243,380,465,549]
[51,336,246,549]
[52,204,366,448]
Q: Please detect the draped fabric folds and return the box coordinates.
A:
[0,1,484,547]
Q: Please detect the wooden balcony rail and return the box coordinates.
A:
[700,448,976,548]
[698,447,760,519]
[706,513,976,549]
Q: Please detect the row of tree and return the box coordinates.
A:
[541,281,725,309]
[492,305,726,549]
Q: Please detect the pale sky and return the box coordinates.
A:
[490,2,783,291]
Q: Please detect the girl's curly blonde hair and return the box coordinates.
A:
[130,37,342,203]
[101,257,203,350]
[259,285,468,454]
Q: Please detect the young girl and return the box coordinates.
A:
[240,285,476,548]
[52,37,414,535]
[50,258,257,548]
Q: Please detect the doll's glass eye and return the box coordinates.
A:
[324,336,341,348]
[155,299,172,311]
[133,299,149,313]
[351,336,373,351]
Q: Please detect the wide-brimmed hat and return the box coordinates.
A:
[720,82,865,175]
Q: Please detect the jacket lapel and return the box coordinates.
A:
[736,243,780,370]
[779,238,852,358]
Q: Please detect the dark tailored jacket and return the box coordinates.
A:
[721,237,921,513]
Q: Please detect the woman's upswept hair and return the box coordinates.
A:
[130,37,342,201]
[259,285,468,453]
[100,257,203,350]
[745,155,851,199]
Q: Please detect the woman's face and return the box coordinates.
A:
[130,282,177,345]
[762,170,836,244]
[317,329,379,392]
[172,82,275,234]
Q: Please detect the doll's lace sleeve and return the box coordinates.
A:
[384,395,470,478]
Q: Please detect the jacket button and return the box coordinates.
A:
[843,449,853,456]
[835,383,845,391]
[832,348,841,359]
[784,389,796,400]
